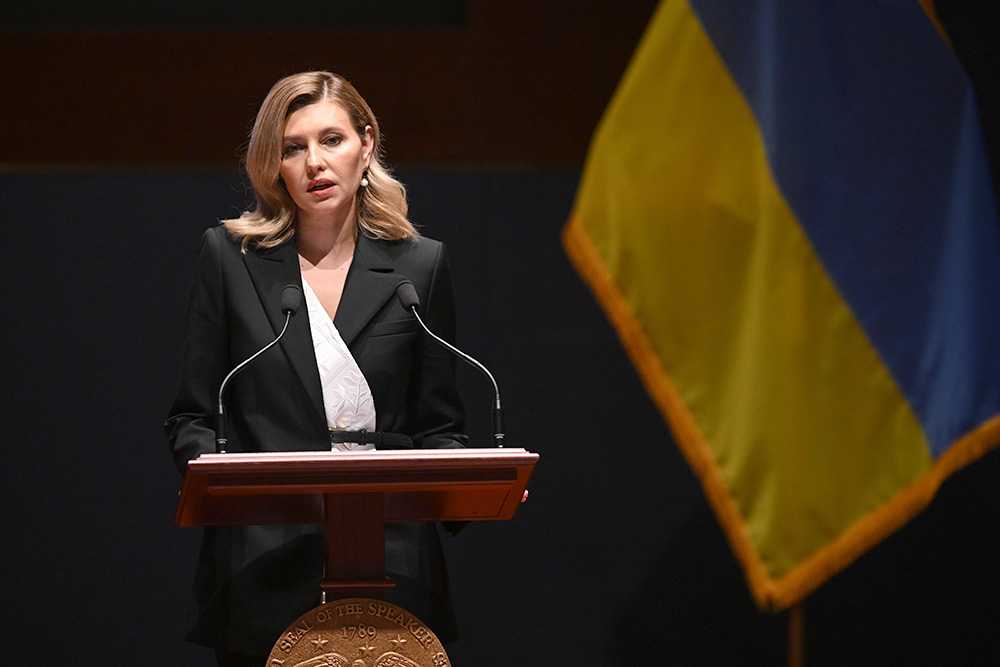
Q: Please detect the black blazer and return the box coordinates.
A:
[165,226,467,655]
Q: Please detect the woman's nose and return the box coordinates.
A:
[306,143,323,172]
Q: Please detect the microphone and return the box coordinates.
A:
[396,280,505,447]
[281,284,303,314]
[215,284,303,453]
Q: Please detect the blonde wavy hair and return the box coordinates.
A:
[224,71,417,250]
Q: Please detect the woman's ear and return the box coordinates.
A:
[363,125,374,165]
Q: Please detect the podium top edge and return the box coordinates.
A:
[189,447,538,468]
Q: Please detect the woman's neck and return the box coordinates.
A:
[296,212,357,268]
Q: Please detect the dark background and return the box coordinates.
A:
[2,2,998,665]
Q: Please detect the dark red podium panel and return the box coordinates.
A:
[176,448,538,598]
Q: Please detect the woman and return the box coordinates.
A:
[165,71,467,666]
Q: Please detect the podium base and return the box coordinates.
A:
[321,577,396,602]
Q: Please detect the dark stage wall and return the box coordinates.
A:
[3,1,1000,664]
[2,168,999,665]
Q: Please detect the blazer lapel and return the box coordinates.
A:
[242,240,326,424]
[335,235,404,347]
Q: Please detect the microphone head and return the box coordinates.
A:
[396,280,420,311]
[281,284,304,315]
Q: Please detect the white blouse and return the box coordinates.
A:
[300,277,377,450]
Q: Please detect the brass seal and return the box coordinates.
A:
[267,598,451,667]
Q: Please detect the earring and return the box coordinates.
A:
[360,169,369,188]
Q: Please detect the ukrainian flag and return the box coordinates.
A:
[564,0,1000,609]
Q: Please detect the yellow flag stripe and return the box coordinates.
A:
[564,0,952,608]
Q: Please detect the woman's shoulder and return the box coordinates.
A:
[201,223,242,250]
[361,233,449,267]
[199,223,288,260]
[187,225,258,280]
[192,224,236,256]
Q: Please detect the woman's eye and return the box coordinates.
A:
[282,144,302,156]
[324,136,343,146]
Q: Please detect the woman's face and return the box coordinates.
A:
[279,99,373,225]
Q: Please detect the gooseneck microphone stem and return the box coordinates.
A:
[409,306,505,447]
[216,313,292,453]
[396,280,505,447]
[215,284,303,454]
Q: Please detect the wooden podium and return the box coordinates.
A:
[175,448,538,599]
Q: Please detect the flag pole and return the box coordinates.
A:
[788,601,805,667]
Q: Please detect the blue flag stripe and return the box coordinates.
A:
[688,0,1000,456]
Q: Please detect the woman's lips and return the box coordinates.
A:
[308,180,334,193]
